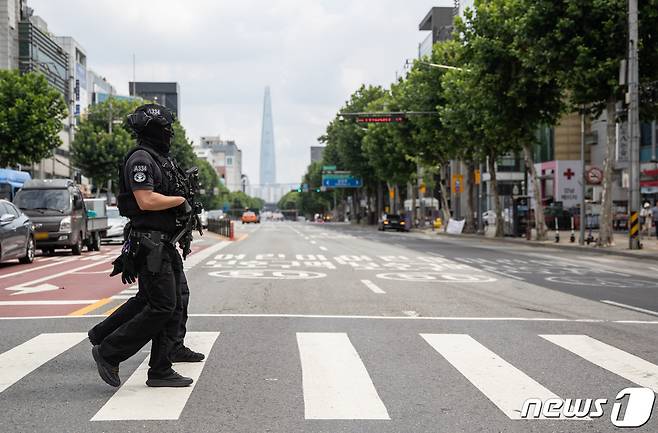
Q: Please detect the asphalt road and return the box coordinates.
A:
[2,221,658,432]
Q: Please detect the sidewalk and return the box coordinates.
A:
[413,226,658,261]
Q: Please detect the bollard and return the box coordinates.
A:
[229,221,235,241]
[554,218,560,243]
[570,216,575,243]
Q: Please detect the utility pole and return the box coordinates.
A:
[580,107,586,245]
[628,0,641,249]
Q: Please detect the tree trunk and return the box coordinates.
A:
[523,142,546,240]
[463,162,476,233]
[438,163,451,227]
[488,151,504,237]
[377,182,383,221]
[598,98,617,247]
[410,181,416,227]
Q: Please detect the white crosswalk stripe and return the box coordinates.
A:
[421,333,566,420]
[91,332,220,421]
[0,333,87,393]
[2,331,658,423]
[541,334,658,393]
[296,332,390,420]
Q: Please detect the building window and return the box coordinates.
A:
[226,157,233,166]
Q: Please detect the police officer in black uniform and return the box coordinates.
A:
[91,103,200,388]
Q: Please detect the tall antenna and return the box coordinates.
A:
[132,53,136,96]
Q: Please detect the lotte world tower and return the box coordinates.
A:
[259,86,276,188]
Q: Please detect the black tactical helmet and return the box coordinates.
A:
[126,103,176,152]
[126,103,176,135]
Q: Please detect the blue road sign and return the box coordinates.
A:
[322,175,363,188]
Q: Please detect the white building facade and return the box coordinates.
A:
[194,136,243,192]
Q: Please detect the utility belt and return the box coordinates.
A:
[130,230,176,273]
[110,228,176,282]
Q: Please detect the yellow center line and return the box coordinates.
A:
[102,302,125,316]
[68,297,112,316]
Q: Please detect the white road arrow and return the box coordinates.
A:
[4,260,112,296]
[6,283,61,296]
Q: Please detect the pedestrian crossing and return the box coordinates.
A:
[1,331,657,423]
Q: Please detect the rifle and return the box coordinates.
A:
[172,167,204,259]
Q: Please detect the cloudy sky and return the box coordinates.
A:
[30,0,451,185]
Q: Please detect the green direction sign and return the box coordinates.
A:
[322,165,337,172]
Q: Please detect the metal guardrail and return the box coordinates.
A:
[207,218,234,240]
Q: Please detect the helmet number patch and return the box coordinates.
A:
[134,172,147,183]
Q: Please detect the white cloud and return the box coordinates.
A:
[29,0,449,184]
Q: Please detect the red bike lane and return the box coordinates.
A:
[0,242,209,318]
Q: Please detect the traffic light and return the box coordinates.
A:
[297,187,302,193]
[315,188,321,193]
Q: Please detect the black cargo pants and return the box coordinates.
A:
[91,268,190,355]
[99,244,184,377]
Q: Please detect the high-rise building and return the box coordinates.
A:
[0,0,21,70]
[129,81,180,117]
[194,136,243,192]
[259,86,276,186]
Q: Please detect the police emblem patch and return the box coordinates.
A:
[134,172,146,183]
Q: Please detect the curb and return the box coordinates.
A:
[414,230,658,262]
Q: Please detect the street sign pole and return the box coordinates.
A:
[628,0,641,249]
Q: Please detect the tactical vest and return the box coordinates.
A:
[117,145,184,233]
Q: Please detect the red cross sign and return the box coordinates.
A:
[563,168,575,180]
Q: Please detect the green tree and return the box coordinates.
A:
[396,41,459,225]
[196,158,225,210]
[516,0,658,246]
[278,191,300,210]
[71,97,143,192]
[362,91,415,214]
[0,70,67,167]
[169,121,197,169]
[446,0,564,238]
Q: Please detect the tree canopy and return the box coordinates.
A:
[0,70,68,167]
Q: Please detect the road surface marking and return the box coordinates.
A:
[0,333,87,393]
[91,332,219,421]
[110,295,133,300]
[0,314,614,323]
[68,297,112,316]
[183,241,230,269]
[541,335,658,393]
[600,300,658,317]
[296,332,389,420]
[6,260,113,291]
[421,334,563,420]
[361,279,386,294]
[481,268,525,281]
[120,289,138,295]
[319,246,328,251]
[0,300,99,306]
[102,302,124,316]
[0,257,77,280]
[403,310,420,317]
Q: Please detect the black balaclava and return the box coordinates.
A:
[126,103,176,154]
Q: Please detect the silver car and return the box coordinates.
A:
[102,206,128,243]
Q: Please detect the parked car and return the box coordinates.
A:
[241,211,259,224]
[207,210,225,221]
[0,199,35,264]
[199,209,209,229]
[378,213,407,232]
[13,179,107,255]
[102,206,128,243]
